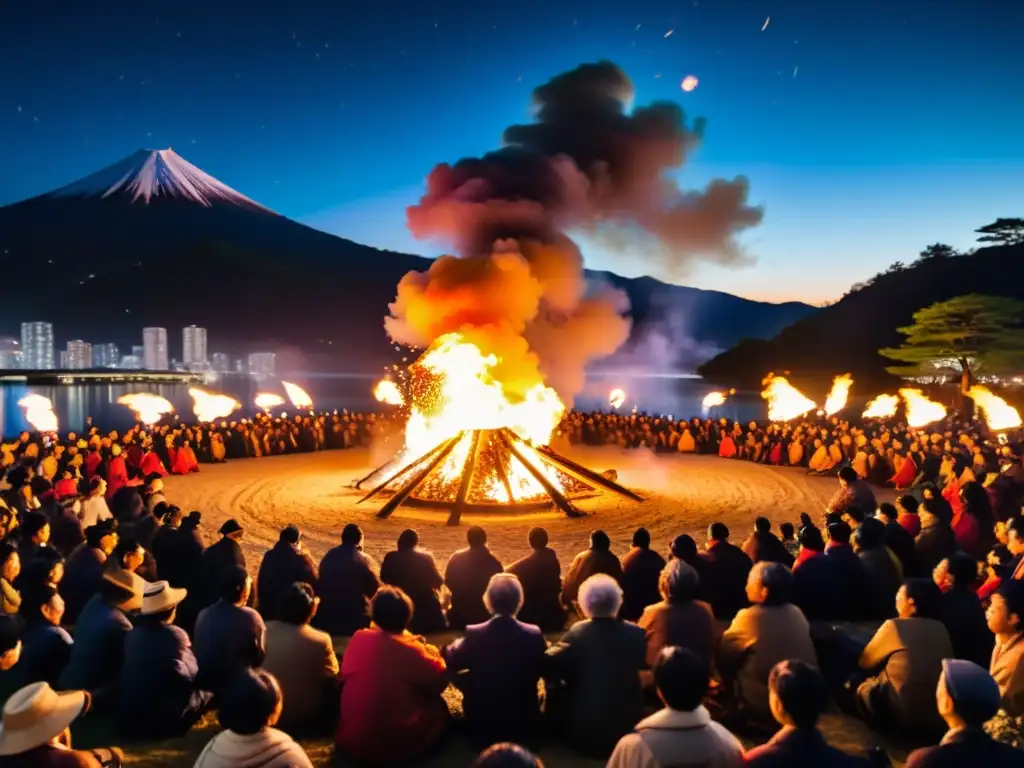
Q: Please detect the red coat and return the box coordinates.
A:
[54,478,79,500]
[889,455,917,489]
[84,451,103,479]
[718,436,737,459]
[139,451,167,478]
[336,628,447,763]
[106,456,128,499]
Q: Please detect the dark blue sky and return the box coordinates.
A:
[1,0,1021,301]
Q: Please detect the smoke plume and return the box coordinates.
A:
[385,60,762,405]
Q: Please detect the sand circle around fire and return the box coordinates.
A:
[163,447,896,570]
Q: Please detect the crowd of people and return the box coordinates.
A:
[0,445,1023,765]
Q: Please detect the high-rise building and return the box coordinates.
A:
[182,326,208,371]
[20,322,54,370]
[211,352,231,374]
[66,340,93,369]
[142,327,169,371]
[132,345,144,359]
[120,354,142,370]
[247,352,276,380]
[92,342,120,368]
[0,338,20,370]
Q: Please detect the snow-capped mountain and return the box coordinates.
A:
[48,148,274,212]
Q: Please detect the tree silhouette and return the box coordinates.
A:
[886,261,906,273]
[917,243,959,261]
[881,294,1024,393]
[976,218,1024,246]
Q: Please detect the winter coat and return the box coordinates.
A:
[58,595,132,706]
[312,543,379,637]
[701,540,753,620]
[60,545,107,625]
[619,547,667,622]
[444,545,503,630]
[561,548,623,609]
[193,600,266,696]
[261,621,339,732]
[193,728,313,768]
[505,546,566,633]
[256,541,318,621]
[379,548,446,635]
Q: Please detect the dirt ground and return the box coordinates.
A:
[163,446,896,569]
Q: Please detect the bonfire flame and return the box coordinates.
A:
[863,394,899,420]
[702,391,728,409]
[761,375,816,422]
[117,393,174,425]
[254,393,286,412]
[968,385,1022,431]
[608,388,626,410]
[899,388,947,428]
[823,374,853,416]
[282,381,313,410]
[373,379,404,406]
[189,387,241,423]
[17,394,58,433]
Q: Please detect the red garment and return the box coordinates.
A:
[181,445,199,472]
[54,478,79,500]
[793,547,822,571]
[139,451,167,478]
[336,628,447,763]
[889,455,917,489]
[170,449,188,475]
[768,443,783,465]
[943,478,965,518]
[106,456,128,499]
[952,510,980,556]
[898,513,922,538]
[718,436,737,459]
[126,444,143,469]
[977,575,1002,602]
[84,451,102,479]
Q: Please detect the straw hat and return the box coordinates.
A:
[140,581,187,616]
[102,570,144,613]
[0,682,86,755]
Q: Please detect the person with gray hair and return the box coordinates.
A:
[545,573,646,758]
[718,562,817,723]
[637,559,717,674]
[443,573,547,748]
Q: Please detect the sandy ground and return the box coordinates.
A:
[163,446,896,569]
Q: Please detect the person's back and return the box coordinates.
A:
[561,547,623,607]
[638,598,716,673]
[379,537,446,634]
[620,534,666,622]
[255,527,317,621]
[702,534,752,619]
[313,539,379,636]
[940,586,994,667]
[194,597,266,696]
[57,593,132,698]
[506,532,565,632]
[60,544,106,625]
[445,531,503,630]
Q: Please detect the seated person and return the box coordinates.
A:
[987,580,1024,717]
[608,647,744,768]
[745,660,870,766]
[16,584,73,689]
[261,582,339,735]
[637,560,716,675]
[934,553,994,668]
[336,586,448,763]
[718,562,817,723]
[544,574,646,758]
[855,578,953,740]
[505,527,566,633]
[444,526,503,630]
[444,573,547,748]
[192,669,314,768]
[0,682,123,767]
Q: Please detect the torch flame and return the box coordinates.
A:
[281,381,313,410]
[401,332,565,460]
[254,393,286,412]
[862,394,899,420]
[373,379,404,406]
[899,388,947,428]
[823,374,853,416]
[608,388,626,410]
[117,393,174,425]
[188,387,241,423]
[17,394,58,433]
[968,385,1022,431]
[761,375,816,422]
[702,391,727,409]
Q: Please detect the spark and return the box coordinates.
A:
[762,16,770,31]
[664,28,674,38]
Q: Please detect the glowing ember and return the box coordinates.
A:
[862,394,899,420]
[823,374,853,416]
[282,381,313,410]
[681,75,699,92]
[968,385,1022,431]
[254,393,286,412]
[188,387,241,423]
[899,388,947,428]
[702,391,728,409]
[17,394,58,433]
[373,379,404,406]
[761,375,816,422]
[117,393,174,425]
[608,388,627,409]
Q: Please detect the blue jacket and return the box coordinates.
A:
[193,600,265,695]
[17,621,73,688]
[58,595,132,697]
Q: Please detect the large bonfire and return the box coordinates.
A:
[357,61,762,523]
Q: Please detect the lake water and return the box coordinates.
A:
[0,373,765,438]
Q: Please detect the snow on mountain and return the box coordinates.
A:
[48,148,275,213]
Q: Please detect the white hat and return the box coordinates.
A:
[140,581,187,615]
[0,682,86,755]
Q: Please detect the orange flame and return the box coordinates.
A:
[117,393,174,425]
[254,393,286,412]
[373,379,404,406]
[702,391,727,409]
[282,381,313,410]
[761,375,816,422]
[968,385,1021,431]
[17,394,58,433]
[188,387,241,423]
[899,388,946,428]
[823,374,853,416]
[862,394,899,420]
[608,388,626,409]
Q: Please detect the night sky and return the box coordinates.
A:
[1,0,1021,303]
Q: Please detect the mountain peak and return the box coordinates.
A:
[47,148,274,213]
